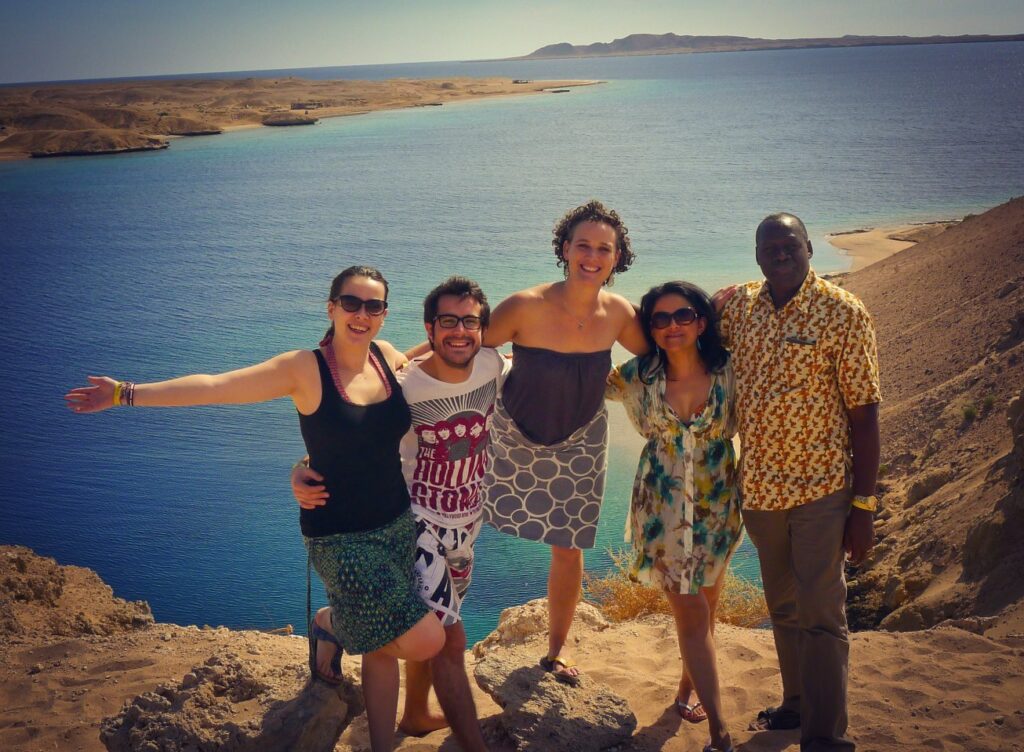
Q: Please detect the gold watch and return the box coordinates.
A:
[851,494,878,512]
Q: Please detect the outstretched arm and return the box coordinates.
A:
[64,350,311,414]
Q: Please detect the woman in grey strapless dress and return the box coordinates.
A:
[479,200,647,682]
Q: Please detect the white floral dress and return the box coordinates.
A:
[606,358,743,594]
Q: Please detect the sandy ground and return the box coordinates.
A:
[827,221,959,271]
[0,77,599,158]
[3,598,1022,752]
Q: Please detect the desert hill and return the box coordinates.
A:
[838,197,1024,634]
[519,32,1024,59]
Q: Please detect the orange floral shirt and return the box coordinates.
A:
[719,270,881,511]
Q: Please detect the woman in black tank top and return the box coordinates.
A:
[66,265,444,752]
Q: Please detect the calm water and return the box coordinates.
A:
[2,43,1022,644]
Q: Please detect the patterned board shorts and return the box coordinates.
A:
[414,515,481,627]
[305,509,429,655]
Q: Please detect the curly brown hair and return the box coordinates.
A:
[552,200,635,284]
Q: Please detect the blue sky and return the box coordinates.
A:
[2,0,1022,83]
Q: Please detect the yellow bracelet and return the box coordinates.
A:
[113,381,123,407]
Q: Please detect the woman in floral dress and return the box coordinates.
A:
[606,280,742,752]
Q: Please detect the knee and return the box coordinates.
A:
[670,594,711,631]
[404,616,446,662]
[443,624,467,655]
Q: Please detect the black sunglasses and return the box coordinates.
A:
[434,314,482,331]
[334,295,388,316]
[650,306,700,330]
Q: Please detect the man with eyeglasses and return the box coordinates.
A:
[293,276,505,752]
[716,213,881,751]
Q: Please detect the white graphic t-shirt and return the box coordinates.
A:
[398,347,508,527]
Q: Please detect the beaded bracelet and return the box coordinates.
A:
[114,381,137,407]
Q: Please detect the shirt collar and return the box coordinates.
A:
[757,268,817,314]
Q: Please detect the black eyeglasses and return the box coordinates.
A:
[650,307,700,330]
[334,295,388,316]
[433,314,482,331]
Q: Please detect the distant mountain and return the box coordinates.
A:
[519,32,1024,59]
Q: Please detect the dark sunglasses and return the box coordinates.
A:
[434,314,482,331]
[334,295,388,316]
[650,306,700,329]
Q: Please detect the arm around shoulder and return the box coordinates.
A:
[614,296,648,356]
[482,292,525,348]
[375,340,408,372]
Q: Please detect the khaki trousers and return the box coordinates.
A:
[743,489,855,752]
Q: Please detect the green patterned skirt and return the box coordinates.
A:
[305,509,428,655]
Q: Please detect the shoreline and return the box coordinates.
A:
[826,218,960,271]
[0,77,602,161]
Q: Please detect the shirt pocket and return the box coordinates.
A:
[781,339,824,392]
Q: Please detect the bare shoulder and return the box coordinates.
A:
[601,289,638,319]
[515,283,555,304]
[493,283,552,315]
[281,348,320,374]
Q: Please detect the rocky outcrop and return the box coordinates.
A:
[470,600,634,751]
[154,115,223,136]
[0,128,168,158]
[261,112,318,126]
[475,650,636,752]
[473,597,608,658]
[101,654,360,752]
[1010,390,1024,466]
[1,546,153,639]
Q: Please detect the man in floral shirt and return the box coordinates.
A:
[718,212,881,752]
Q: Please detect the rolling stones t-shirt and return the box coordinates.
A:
[398,347,508,527]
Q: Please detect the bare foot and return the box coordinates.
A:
[398,711,450,736]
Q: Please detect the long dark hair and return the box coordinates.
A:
[637,280,729,383]
[321,265,389,346]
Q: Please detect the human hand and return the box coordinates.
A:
[843,507,874,565]
[292,464,328,509]
[64,376,118,413]
[711,285,739,314]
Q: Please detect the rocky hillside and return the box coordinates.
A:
[841,197,1024,633]
[2,546,1022,751]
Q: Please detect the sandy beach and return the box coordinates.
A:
[0,77,599,159]
[827,221,959,271]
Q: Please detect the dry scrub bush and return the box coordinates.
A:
[584,549,768,628]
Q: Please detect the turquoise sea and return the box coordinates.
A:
[2,42,1022,644]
